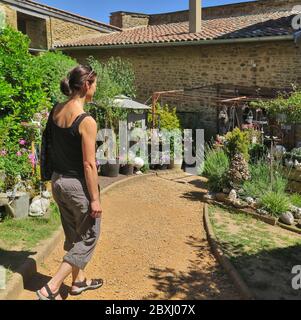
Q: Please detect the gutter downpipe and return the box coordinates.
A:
[57,35,294,51]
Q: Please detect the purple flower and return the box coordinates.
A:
[19,139,26,146]
[0,150,7,156]
[28,153,36,166]
[16,151,22,157]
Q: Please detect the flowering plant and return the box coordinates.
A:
[0,141,34,191]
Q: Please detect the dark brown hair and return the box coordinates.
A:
[60,65,97,97]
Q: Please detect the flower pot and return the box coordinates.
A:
[157,164,168,170]
[168,159,183,170]
[100,161,120,177]
[119,164,134,176]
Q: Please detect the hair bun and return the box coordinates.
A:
[60,78,72,97]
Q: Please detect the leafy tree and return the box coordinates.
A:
[34,51,77,104]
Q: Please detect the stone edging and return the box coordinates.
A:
[203,203,255,300]
[205,199,301,236]
[0,171,163,300]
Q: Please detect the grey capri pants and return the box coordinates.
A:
[51,172,101,270]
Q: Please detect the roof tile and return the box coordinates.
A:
[55,10,295,48]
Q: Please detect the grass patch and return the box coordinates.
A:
[0,202,60,250]
[208,204,301,299]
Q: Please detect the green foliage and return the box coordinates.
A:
[201,146,230,192]
[225,128,250,160]
[0,202,60,248]
[148,103,181,131]
[34,51,77,104]
[0,27,50,144]
[148,103,182,160]
[251,90,301,124]
[290,193,301,208]
[242,161,287,199]
[0,142,33,190]
[260,191,290,217]
[249,143,268,163]
[86,56,135,132]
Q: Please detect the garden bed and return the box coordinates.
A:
[0,202,60,283]
[208,204,301,300]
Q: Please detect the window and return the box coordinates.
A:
[17,12,48,50]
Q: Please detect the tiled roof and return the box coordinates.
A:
[55,10,295,48]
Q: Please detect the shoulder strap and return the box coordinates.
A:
[72,113,91,134]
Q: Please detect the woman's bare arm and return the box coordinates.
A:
[80,117,102,218]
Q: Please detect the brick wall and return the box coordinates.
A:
[66,40,301,139]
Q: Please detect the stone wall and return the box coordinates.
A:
[0,3,104,49]
[48,17,104,44]
[0,3,17,28]
[109,0,301,28]
[110,11,149,29]
[66,40,301,140]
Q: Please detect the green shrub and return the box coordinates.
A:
[290,193,301,208]
[249,143,268,163]
[0,27,50,144]
[201,146,230,192]
[260,191,290,217]
[242,161,287,199]
[251,89,301,124]
[225,127,250,160]
[34,51,77,104]
[86,56,134,132]
[148,103,181,131]
[0,141,33,190]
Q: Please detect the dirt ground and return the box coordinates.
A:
[19,173,239,300]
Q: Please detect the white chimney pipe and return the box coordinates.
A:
[189,0,201,33]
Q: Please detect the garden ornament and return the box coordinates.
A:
[29,195,50,217]
[134,157,144,175]
[228,189,237,202]
[246,197,256,206]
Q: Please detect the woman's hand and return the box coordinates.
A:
[90,199,102,218]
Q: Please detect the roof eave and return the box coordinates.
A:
[56,34,294,51]
[1,0,120,33]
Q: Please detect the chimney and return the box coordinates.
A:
[189,0,201,33]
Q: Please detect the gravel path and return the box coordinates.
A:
[19,172,239,300]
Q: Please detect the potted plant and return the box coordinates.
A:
[119,152,135,175]
[100,135,121,177]
[168,132,183,170]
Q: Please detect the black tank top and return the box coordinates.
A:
[50,106,90,178]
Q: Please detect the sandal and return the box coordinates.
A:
[36,284,61,300]
[70,278,103,295]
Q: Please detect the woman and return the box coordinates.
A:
[37,65,103,300]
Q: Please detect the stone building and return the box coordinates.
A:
[53,0,301,141]
[0,0,119,52]
[2,0,301,142]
